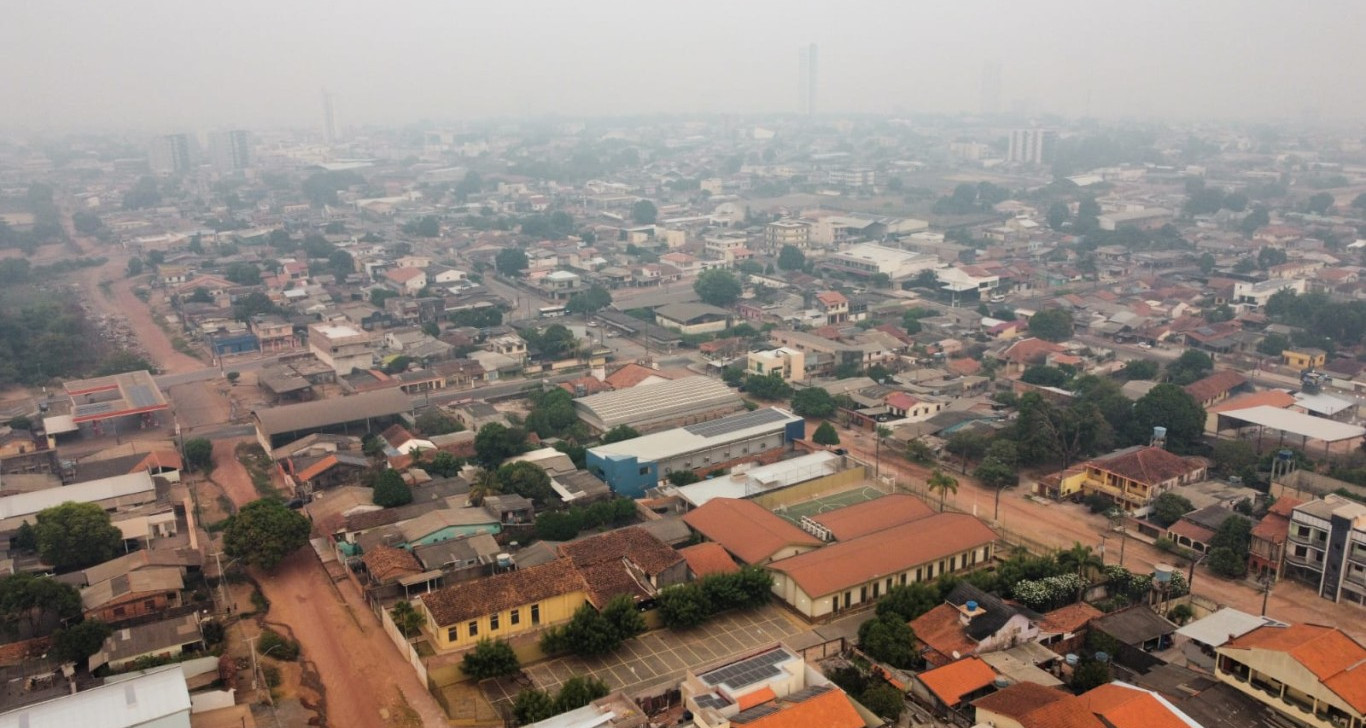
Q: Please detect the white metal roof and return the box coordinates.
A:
[0,471,155,521]
[1175,607,1285,648]
[573,376,741,430]
[1293,392,1356,417]
[1218,405,1366,442]
[589,407,801,464]
[0,664,190,728]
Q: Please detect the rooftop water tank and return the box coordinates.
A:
[1065,654,1079,666]
[1095,651,1110,663]
[1153,426,1167,440]
[1154,563,1175,584]
[966,600,979,612]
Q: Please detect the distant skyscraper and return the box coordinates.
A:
[1007,129,1058,166]
[980,60,1001,115]
[322,89,339,144]
[208,130,251,173]
[148,133,191,175]
[798,43,818,116]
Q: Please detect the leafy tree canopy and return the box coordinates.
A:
[35,502,123,571]
[223,499,311,571]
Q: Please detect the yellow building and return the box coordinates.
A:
[419,559,589,651]
[1038,446,1206,513]
[1284,348,1327,371]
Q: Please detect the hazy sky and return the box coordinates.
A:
[5,0,1366,132]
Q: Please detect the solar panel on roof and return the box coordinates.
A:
[700,648,790,686]
[684,408,789,438]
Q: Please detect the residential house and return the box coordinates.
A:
[1183,370,1250,408]
[557,527,687,607]
[1069,445,1208,515]
[1250,497,1302,581]
[81,568,185,624]
[814,291,849,325]
[383,266,428,295]
[998,338,1066,374]
[1166,504,1238,554]
[884,392,943,421]
[654,303,733,335]
[1285,348,1328,371]
[912,656,999,715]
[681,645,864,728]
[1216,623,1366,728]
[972,682,1104,728]
[747,348,805,382]
[910,583,1042,667]
[88,613,204,673]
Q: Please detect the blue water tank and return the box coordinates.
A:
[1095,651,1110,663]
[966,600,979,612]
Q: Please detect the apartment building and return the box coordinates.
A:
[747,347,805,382]
[1285,494,1366,606]
[308,323,380,375]
[764,219,811,250]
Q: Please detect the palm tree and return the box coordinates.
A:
[469,468,502,506]
[1057,541,1104,603]
[874,425,893,478]
[927,468,959,511]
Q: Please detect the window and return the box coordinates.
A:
[510,609,520,626]
[490,613,500,631]
[531,604,540,625]
[468,621,478,637]
[447,627,458,642]
[915,568,923,582]
[860,586,868,602]
[899,574,907,586]
[113,606,126,617]
[144,599,157,610]
[872,583,879,598]
[638,466,649,475]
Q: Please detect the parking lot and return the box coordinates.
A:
[483,605,804,707]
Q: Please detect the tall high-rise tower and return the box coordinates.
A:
[149,133,191,176]
[798,43,818,116]
[322,89,339,144]
[980,60,1002,115]
[209,130,251,173]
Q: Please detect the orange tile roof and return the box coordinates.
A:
[808,494,935,541]
[1088,446,1202,487]
[1080,683,1187,728]
[1225,624,1366,712]
[740,687,864,728]
[1207,390,1296,413]
[910,603,977,665]
[678,542,740,578]
[769,513,996,598]
[1166,519,1215,546]
[361,545,423,583]
[916,656,997,706]
[974,682,1104,728]
[1182,370,1248,404]
[604,363,672,389]
[1040,602,1104,635]
[884,392,922,412]
[1002,337,1065,365]
[682,498,821,565]
[736,686,777,711]
[421,558,588,627]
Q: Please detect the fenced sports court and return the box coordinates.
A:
[774,484,888,525]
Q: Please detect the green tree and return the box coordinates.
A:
[555,675,610,713]
[513,689,557,724]
[524,387,578,438]
[328,249,354,279]
[631,200,658,225]
[1257,333,1291,357]
[600,425,641,444]
[1258,246,1288,269]
[223,499,312,571]
[495,247,529,276]
[35,502,123,571]
[694,269,742,307]
[1047,201,1070,231]
[1149,492,1196,528]
[373,469,414,508]
[1020,365,1069,387]
[389,600,425,638]
[50,619,112,664]
[743,372,793,400]
[1072,660,1111,692]
[415,410,463,436]
[461,638,521,679]
[906,439,936,464]
[1198,252,1216,274]
[1233,257,1257,274]
[1307,192,1335,214]
[812,421,840,446]
[777,245,806,271]
[13,522,36,552]
[791,387,836,418]
[426,451,463,477]
[927,468,958,511]
[494,461,556,505]
[876,582,939,621]
[565,284,612,316]
[658,584,710,629]
[126,257,144,277]
[858,613,919,670]
[668,471,701,486]
[860,683,905,720]
[1128,383,1205,453]
[1121,359,1159,380]
[974,457,1018,520]
[370,288,399,308]
[474,423,526,469]
[945,431,989,474]
[0,574,80,636]
[1206,547,1247,578]
[183,437,214,472]
[1240,206,1270,236]
[224,262,261,285]
[72,211,104,235]
[1028,309,1074,342]
[1165,350,1213,386]
[1212,439,1257,482]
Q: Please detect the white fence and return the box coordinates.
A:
[376,600,430,687]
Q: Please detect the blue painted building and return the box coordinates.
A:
[208,331,260,356]
[587,407,805,497]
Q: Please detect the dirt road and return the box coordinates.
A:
[255,551,447,728]
[837,425,1366,640]
[213,437,448,727]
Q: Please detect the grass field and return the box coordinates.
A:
[774,485,888,525]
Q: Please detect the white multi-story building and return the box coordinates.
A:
[821,243,938,281]
[1007,129,1057,165]
[1234,278,1306,309]
[747,347,806,382]
[308,323,380,375]
[1286,494,1366,607]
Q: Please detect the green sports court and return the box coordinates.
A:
[773,485,888,525]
